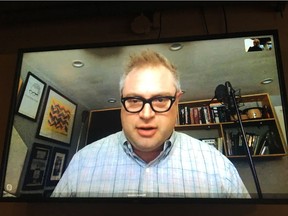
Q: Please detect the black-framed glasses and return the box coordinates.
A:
[121,93,177,113]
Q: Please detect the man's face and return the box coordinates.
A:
[121,65,180,153]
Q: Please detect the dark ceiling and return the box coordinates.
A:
[0,1,286,26]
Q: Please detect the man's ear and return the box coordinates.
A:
[176,90,184,101]
[176,90,184,103]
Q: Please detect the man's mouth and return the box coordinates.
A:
[136,126,157,137]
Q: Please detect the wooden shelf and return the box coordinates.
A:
[176,93,287,158]
[175,123,220,130]
[227,153,287,159]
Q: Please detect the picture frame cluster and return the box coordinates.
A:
[17,71,77,194]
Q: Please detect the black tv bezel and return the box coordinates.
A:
[1,29,288,204]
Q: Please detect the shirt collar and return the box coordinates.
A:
[121,130,175,167]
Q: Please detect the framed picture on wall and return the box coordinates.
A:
[17,72,46,121]
[46,147,69,187]
[37,86,77,145]
[22,143,52,190]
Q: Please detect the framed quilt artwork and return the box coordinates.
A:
[37,86,77,145]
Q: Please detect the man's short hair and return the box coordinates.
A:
[119,49,181,94]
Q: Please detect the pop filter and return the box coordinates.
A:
[215,84,229,103]
[214,82,236,113]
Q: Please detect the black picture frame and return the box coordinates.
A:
[45,147,69,187]
[22,143,52,190]
[17,71,46,121]
[37,86,77,145]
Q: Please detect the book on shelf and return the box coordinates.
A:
[189,107,195,124]
[254,130,284,155]
[200,137,224,154]
[178,104,185,125]
[178,104,219,125]
[210,106,220,123]
[217,137,224,153]
[217,105,231,122]
[225,131,233,156]
[178,102,239,126]
[178,105,194,125]
[259,145,270,155]
[199,106,212,124]
[225,131,261,156]
[209,103,231,123]
[184,106,191,125]
[192,107,201,124]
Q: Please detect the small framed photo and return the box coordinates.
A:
[22,143,52,190]
[17,72,46,121]
[46,147,69,187]
[37,86,77,145]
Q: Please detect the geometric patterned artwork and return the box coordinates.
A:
[48,99,72,136]
[38,86,77,145]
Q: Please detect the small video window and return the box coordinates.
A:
[244,37,272,52]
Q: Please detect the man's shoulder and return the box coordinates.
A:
[174,131,204,146]
[173,131,225,156]
[173,131,234,168]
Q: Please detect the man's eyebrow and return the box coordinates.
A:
[123,92,174,98]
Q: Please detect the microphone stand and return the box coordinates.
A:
[228,84,263,199]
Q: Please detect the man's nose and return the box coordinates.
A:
[139,103,155,119]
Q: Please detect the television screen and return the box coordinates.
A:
[1,30,287,202]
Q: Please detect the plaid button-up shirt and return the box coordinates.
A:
[52,131,250,198]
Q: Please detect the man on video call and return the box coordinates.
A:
[52,49,250,198]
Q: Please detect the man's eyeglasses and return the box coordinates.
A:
[121,93,177,113]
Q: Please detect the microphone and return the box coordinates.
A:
[225,81,236,113]
[214,81,236,114]
[215,84,228,103]
[214,81,263,199]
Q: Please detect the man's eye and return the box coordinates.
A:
[128,98,141,103]
[155,97,168,103]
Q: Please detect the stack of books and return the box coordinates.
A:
[178,103,231,125]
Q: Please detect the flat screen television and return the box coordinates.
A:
[1,30,287,203]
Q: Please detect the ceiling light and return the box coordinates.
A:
[170,43,183,51]
[107,98,117,103]
[72,60,84,68]
[260,78,273,85]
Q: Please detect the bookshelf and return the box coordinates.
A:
[176,93,287,158]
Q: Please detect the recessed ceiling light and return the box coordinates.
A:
[260,78,273,85]
[107,98,117,103]
[72,60,84,68]
[170,43,183,51]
